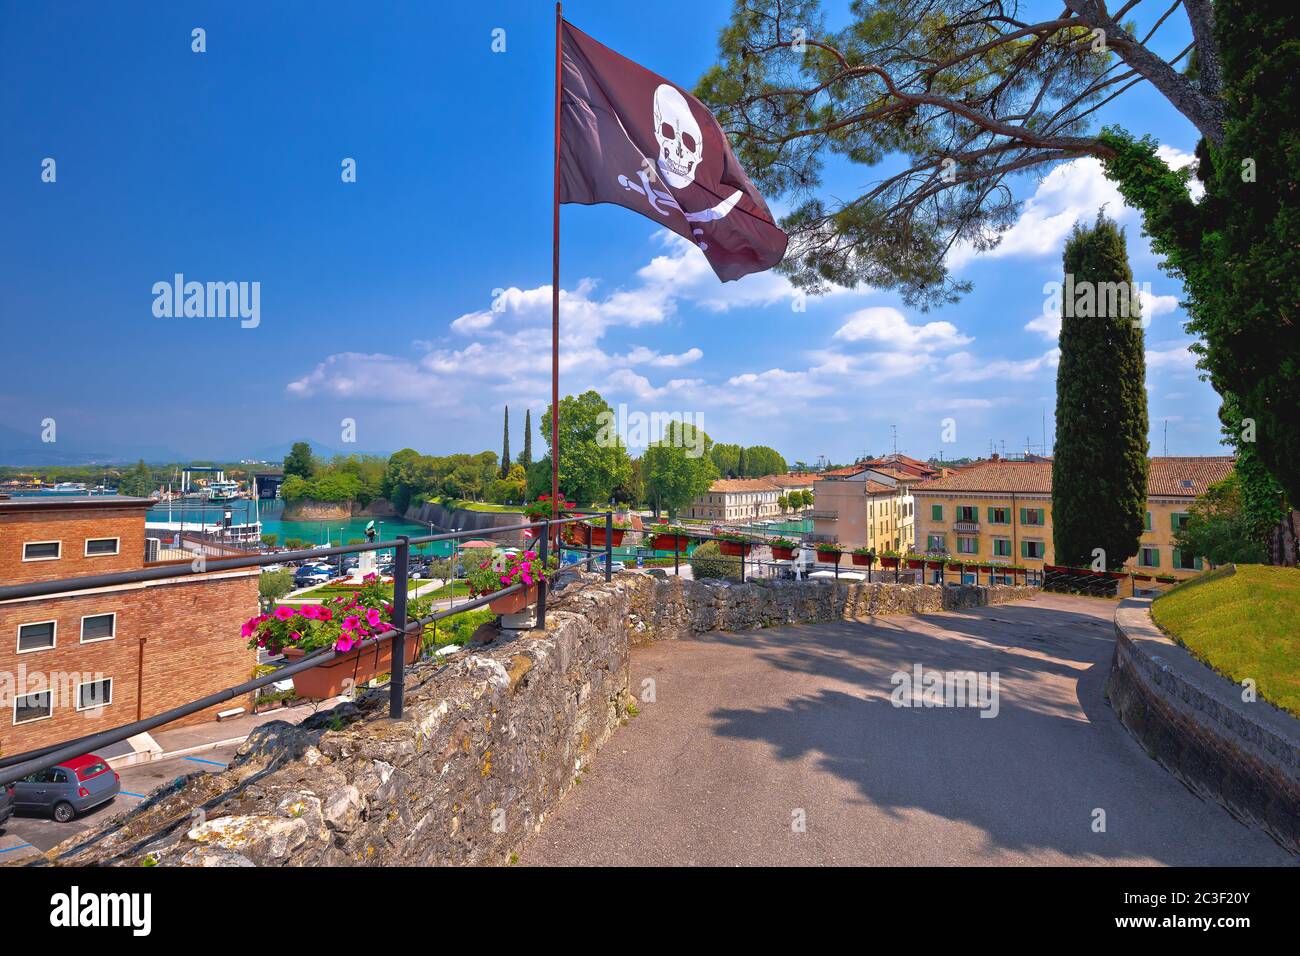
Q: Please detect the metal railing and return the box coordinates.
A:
[0,512,610,787]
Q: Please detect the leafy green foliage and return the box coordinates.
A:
[1174,473,1268,565]
[688,539,742,581]
[1051,213,1148,569]
[526,391,633,506]
[643,421,719,519]
[283,441,315,480]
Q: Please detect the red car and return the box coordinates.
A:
[12,754,121,823]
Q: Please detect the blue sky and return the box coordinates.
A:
[0,1,1222,466]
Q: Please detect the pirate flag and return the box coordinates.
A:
[559,21,788,282]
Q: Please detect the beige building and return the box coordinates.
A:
[685,474,818,524]
[908,456,1234,579]
[810,466,917,552]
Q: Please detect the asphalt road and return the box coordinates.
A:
[0,744,239,859]
[523,593,1294,866]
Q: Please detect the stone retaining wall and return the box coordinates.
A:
[1107,599,1300,854]
[44,575,1037,867]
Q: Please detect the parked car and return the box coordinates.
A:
[0,781,14,829]
[293,565,332,587]
[14,754,121,822]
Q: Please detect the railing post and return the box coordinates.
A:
[604,511,613,582]
[390,535,409,720]
[537,520,549,629]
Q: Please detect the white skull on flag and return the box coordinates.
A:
[653,84,702,188]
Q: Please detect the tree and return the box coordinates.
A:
[700,1,1300,509]
[258,569,295,608]
[778,493,790,513]
[530,390,633,506]
[518,409,533,469]
[701,0,1227,306]
[741,445,788,477]
[500,406,511,479]
[737,447,747,478]
[710,443,741,477]
[118,459,154,497]
[643,421,719,519]
[1097,0,1300,511]
[1175,473,1268,566]
[1051,213,1148,570]
[283,442,315,480]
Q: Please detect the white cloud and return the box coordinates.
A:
[1146,344,1197,370]
[833,306,971,350]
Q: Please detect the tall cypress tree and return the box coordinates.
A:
[500,406,511,479]
[1052,212,1149,569]
[737,446,747,478]
[518,409,533,468]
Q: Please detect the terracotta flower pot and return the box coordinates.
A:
[284,637,419,700]
[979,564,994,573]
[771,545,797,560]
[565,523,589,545]
[851,553,874,566]
[488,583,540,614]
[947,562,964,572]
[651,534,691,552]
[587,526,625,548]
[880,557,899,569]
[719,540,752,557]
[906,559,924,570]
[816,549,842,563]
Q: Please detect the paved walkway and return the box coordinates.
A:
[523,593,1293,866]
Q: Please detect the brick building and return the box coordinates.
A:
[0,495,259,757]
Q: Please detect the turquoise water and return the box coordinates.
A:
[146,499,456,557]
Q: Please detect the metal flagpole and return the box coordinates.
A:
[551,1,562,538]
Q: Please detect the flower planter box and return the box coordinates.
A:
[719,540,753,558]
[771,545,798,561]
[1155,575,1177,584]
[926,560,946,570]
[1104,571,1126,580]
[487,583,540,615]
[284,638,419,701]
[587,526,626,548]
[815,549,843,563]
[850,553,874,566]
[564,523,589,545]
[979,564,995,573]
[1134,573,1153,581]
[650,534,692,552]
[879,557,900,569]
[946,562,964,572]
[905,559,924,570]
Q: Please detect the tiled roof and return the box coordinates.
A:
[1147,457,1236,496]
[913,457,1236,497]
[863,480,897,495]
[708,478,784,493]
[767,473,819,487]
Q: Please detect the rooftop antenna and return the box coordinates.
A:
[891,424,898,458]
[1163,419,1168,456]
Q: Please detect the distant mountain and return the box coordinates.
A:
[0,423,187,466]
[246,439,393,463]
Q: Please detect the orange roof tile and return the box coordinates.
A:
[913,457,1235,497]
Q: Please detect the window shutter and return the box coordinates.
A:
[1020,540,1027,558]
[1019,508,1027,524]
[931,504,942,521]
[1172,548,1182,569]
[987,507,995,522]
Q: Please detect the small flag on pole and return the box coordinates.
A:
[559,21,788,282]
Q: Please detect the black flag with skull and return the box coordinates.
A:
[558,20,788,282]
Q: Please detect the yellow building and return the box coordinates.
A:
[909,456,1235,579]
[811,466,917,552]
[685,474,818,524]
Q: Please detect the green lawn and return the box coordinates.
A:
[1150,564,1300,717]
[296,577,428,600]
[432,497,522,513]
[424,581,471,599]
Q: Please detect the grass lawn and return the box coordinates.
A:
[1150,564,1300,717]
[296,577,428,600]
[424,581,471,599]
[432,497,522,513]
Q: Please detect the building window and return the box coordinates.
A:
[1020,508,1045,526]
[993,538,1012,557]
[85,537,120,557]
[956,506,978,523]
[988,507,1010,524]
[926,534,946,551]
[1139,547,1160,568]
[17,621,56,653]
[1172,549,1201,571]
[930,504,943,521]
[76,678,113,712]
[1171,512,1189,532]
[14,690,53,724]
[22,540,61,561]
[81,613,116,643]
[1022,540,1045,560]
[957,537,978,555]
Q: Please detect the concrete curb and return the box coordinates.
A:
[1107,598,1300,854]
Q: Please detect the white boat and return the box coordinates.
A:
[203,480,242,501]
[49,482,88,494]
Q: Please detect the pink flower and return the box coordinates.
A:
[299,605,320,620]
[318,607,333,621]
[343,615,361,631]
[500,574,510,585]
[335,635,356,653]
[241,616,260,638]
[290,631,301,642]
[365,608,383,627]
[274,606,296,621]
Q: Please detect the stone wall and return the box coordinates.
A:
[44,574,1037,867]
[1107,599,1300,854]
[404,502,526,544]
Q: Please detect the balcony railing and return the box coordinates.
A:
[953,520,980,533]
[807,510,838,520]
